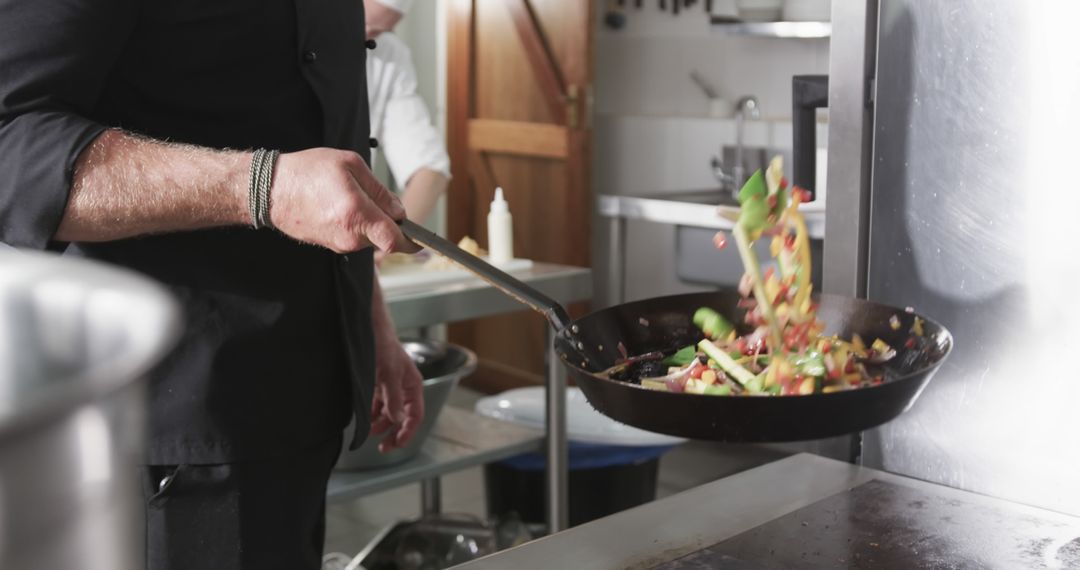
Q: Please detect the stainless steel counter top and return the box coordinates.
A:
[456,453,1080,569]
[597,193,826,239]
[383,262,592,330]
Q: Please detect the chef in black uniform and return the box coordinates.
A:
[0,0,424,568]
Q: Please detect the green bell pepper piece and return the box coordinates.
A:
[738,195,769,234]
[744,372,765,394]
[772,187,788,217]
[737,169,766,204]
[692,307,734,340]
[794,350,826,377]
[704,384,732,396]
[662,345,698,367]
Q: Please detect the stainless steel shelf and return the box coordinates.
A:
[383,263,593,330]
[710,20,831,38]
[328,406,543,504]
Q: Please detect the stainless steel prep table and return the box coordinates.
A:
[384,263,592,330]
[329,263,592,532]
[456,453,1080,569]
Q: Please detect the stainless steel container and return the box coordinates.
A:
[0,249,180,570]
[336,339,477,471]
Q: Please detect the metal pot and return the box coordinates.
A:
[336,339,477,471]
[0,250,180,570]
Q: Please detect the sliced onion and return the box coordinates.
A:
[736,298,758,310]
[647,360,702,393]
[745,328,768,349]
[738,273,755,298]
[865,347,896,364]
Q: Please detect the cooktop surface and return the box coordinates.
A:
[654,479,1080,569]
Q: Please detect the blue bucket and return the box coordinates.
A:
[498,442,675,471]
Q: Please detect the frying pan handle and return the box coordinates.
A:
[397,220,574,332]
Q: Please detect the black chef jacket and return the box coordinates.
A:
[0,0,377,464]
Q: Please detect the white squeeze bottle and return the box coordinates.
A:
[487,187,514,265]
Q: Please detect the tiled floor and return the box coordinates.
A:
[323,386,789,560]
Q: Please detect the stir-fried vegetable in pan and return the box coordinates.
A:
[605,157,917,396]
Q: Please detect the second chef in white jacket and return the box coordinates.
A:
[365,0,450,228]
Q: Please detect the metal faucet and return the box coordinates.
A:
[732,96,760,190]
[711,95,761,198]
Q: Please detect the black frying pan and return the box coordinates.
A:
[400,221,953,442]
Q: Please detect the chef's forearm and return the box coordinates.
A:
[54,129,249,242]
[401,168,448,224]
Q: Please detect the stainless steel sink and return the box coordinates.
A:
[595,175,825,306]
[675,226,823,290]
[611,189,822,290]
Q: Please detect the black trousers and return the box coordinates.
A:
[139,436,343,570]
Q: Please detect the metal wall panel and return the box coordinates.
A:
[861,0,1080,515]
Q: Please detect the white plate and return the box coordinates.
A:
[475,387,686,448]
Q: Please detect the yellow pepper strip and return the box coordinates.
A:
[842,373,863,385]
[912,316,925,337]
[785,201,814,315]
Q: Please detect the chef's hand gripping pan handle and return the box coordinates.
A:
[398,220,574,332]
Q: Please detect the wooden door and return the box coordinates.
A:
[446,0,592,393]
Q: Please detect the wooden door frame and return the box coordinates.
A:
[447,0,590,239]
[447,0,592,393]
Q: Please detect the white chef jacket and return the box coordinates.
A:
[367,32,451,187]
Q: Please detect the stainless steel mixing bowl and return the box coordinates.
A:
[336,339,477,471]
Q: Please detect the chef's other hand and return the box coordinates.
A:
[269,148,421,255]
[370,337,424,453]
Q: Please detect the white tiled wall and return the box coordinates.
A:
[594,4,830,118]
[592,0,830,302]
[595,115,826,195]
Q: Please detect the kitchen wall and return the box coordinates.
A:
[592,1,830,302]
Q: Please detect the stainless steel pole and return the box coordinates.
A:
[545,329,569,533]
[825,0,879,465]
[420,478,441,516]
[607,217,627,307]
[822,0,877,299]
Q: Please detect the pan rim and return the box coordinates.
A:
[559,291,953,400]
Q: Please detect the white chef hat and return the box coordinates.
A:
[376,0,414,14]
